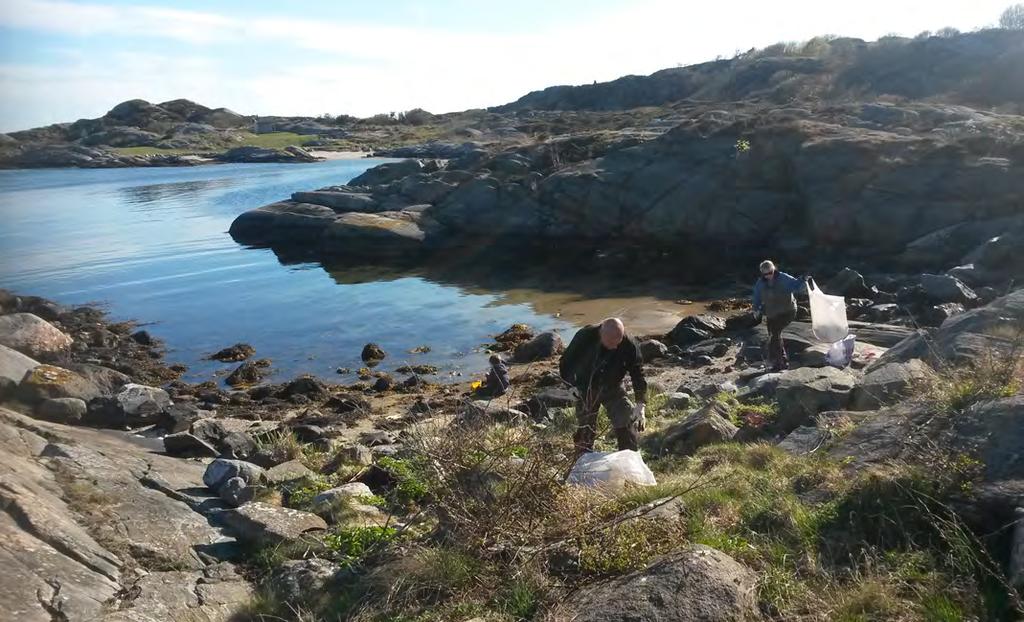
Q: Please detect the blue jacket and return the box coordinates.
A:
[752,271,804,318]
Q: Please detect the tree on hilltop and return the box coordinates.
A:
[1000,3,1024,29]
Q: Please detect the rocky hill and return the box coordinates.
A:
[494,29,1024,113]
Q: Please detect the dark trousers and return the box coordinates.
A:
[573,389,638,455]
[766,309,796,370]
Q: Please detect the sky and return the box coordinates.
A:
[0,0,1014,132]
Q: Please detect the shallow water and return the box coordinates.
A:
[0,160,713,384]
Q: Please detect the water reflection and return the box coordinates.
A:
[118,177,238,206]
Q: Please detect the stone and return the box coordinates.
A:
[668,326,712,346]
[560,545,759,622]
[639,339,669,362]
[326,393,371,414]
[513,331,565,362]
[675,314,727,334]
[313,482,374,507]
[219,502,327,545]
[279,375,329,399]
[920,273,977,304]
[658,401,738,456]
[269,559,339,609]
[64,363,130,396]
[338,444,373,466]
[115,383,172,425]
[158,402,212,433]
[131,329,155,345]
[826,267,875,298]
[219,476,255,507]
[290,424,327,443]
[774,366,857,431]
[850,359,935,411]
[777,425,831,456]
[868,289,1024,370]
[207,343,255,362]
[924,302,966,326]
[0,313,73,357]
[18,364,100,403]
[725,311,760,331]
[664,392,694,410]
[462,399,529,424]
[0,343,39,384]
[361,343,387,362]
[265,460,315,485]
[225,359,270,387]
[372,374,395,391]
[163,432,219,458]
[36,397,87,424]
[865,303,900,323]
[202,458,266,492]
[360,430,397,447]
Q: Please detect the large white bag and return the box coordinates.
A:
[807,280,849,344]
[567,450,657,489]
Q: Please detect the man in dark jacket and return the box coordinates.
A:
[559,318,647,455]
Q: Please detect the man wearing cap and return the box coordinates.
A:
[752,260,808,371]
[559,317,647,456]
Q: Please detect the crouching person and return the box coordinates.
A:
[475,354,511,398]
[559,318,647,456]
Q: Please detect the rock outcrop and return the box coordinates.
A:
[558,545,760,622]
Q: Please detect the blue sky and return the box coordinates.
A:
[0,0,1013,132]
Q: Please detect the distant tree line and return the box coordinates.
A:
[316,108,436,127]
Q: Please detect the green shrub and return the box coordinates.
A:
[378,457,431,505]
[324,525,398,566]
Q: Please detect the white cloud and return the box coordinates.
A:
[0,0,1013,131]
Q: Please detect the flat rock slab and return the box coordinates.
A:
[0,407,249,622]
[218,502,327,545]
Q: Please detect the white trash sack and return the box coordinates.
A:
[566,450,657,490]
[807,280,849,344]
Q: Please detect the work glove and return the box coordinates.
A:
[752,310,763,323]
[633,403,647,432]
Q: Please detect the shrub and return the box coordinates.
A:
[324,525,398,566]
[254,430,303,465]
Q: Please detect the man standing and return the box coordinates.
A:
[559,318,647,456]
[752,260,808,371]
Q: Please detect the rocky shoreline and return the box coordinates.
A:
[1,270,1022,619]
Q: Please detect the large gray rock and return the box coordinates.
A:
[64,363,130,396]
[18,364,100,404]
[513,331,565,362]
[0,313,73,357]
[658,401,738,456]
[868,288,1024,370]
[219,502,327,545]
[850,359,934,411]
[320,210,427,254]
[163,432,219,458]
[559,545,760,622]
[774,366,857,431]
[312,482,374,507]
[920,273,977,304]
[348,159,426,186]
[114,383,172,425]
[202,458,266,491]
[36,397,87,424]
[269,559,339,609]
[265,460,315,485]
[0,343,39,384]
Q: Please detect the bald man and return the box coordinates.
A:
[559,318,648,455]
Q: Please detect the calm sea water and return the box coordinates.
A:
[0,160,571,383]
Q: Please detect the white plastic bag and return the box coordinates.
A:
[567,450,657,489]
[826,334,856,368]
[808,280,849,343]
